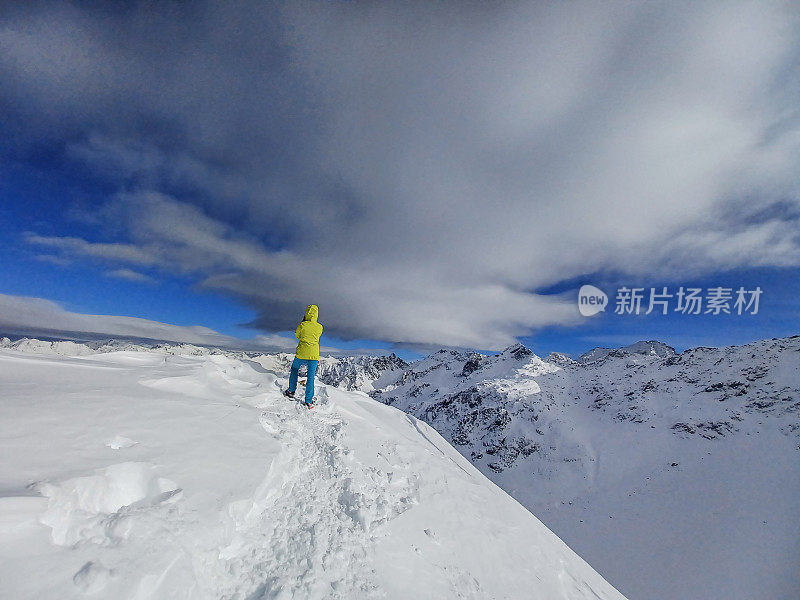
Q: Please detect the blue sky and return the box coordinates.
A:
[0,158,404,355]
[1,2,799,360]
[524,267,800,357]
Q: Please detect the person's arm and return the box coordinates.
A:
[295,323,302,339]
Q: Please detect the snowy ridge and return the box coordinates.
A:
[0,346,625,599]
[0,337,406,393]
[356,336,800,600]
[577,340,677,364]
[0,336,266,360]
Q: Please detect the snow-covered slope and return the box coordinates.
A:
[0,338,407,394]
[359,337,800,600]
[0,336,409,398]
[0,346,625,599]
[5,334,797,599]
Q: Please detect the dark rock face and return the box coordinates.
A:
[672,421,736,439]
[497,343,534,361]
[461,354,487,377]
[486,437,540,473]
[416,386,543,473]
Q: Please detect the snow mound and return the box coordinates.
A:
[38,462,181,546]
[105,435,137,450]
[0,346,625,599]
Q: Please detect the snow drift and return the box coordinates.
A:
[0,345,625,599]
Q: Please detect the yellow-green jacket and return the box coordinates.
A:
[295,304,323,360]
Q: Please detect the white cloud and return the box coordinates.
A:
[4,2,800,349]
[0,293,278,352]
[25,233,160,266]
[35,255,72,267]
[0,293,235,346]
[0,294,343,355]
[104,268,158,285]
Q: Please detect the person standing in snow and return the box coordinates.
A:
[284,304,323,408]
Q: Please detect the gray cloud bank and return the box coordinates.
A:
[0,293,340,354]
[2,1,800,349]
[0,292,257,348]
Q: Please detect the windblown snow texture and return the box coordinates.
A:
[0,341,624,600]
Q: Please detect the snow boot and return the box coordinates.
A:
[283,389,295,398]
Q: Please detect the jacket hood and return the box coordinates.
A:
[304,304,319,322]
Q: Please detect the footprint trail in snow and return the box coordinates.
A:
[0,349,626,600]
[205,387,419,599]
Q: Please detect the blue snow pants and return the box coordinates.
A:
[288,357,318,403]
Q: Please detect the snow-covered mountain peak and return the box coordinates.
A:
[496,341,534,360]
[547,351,577,366]
[578,339,677,364]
